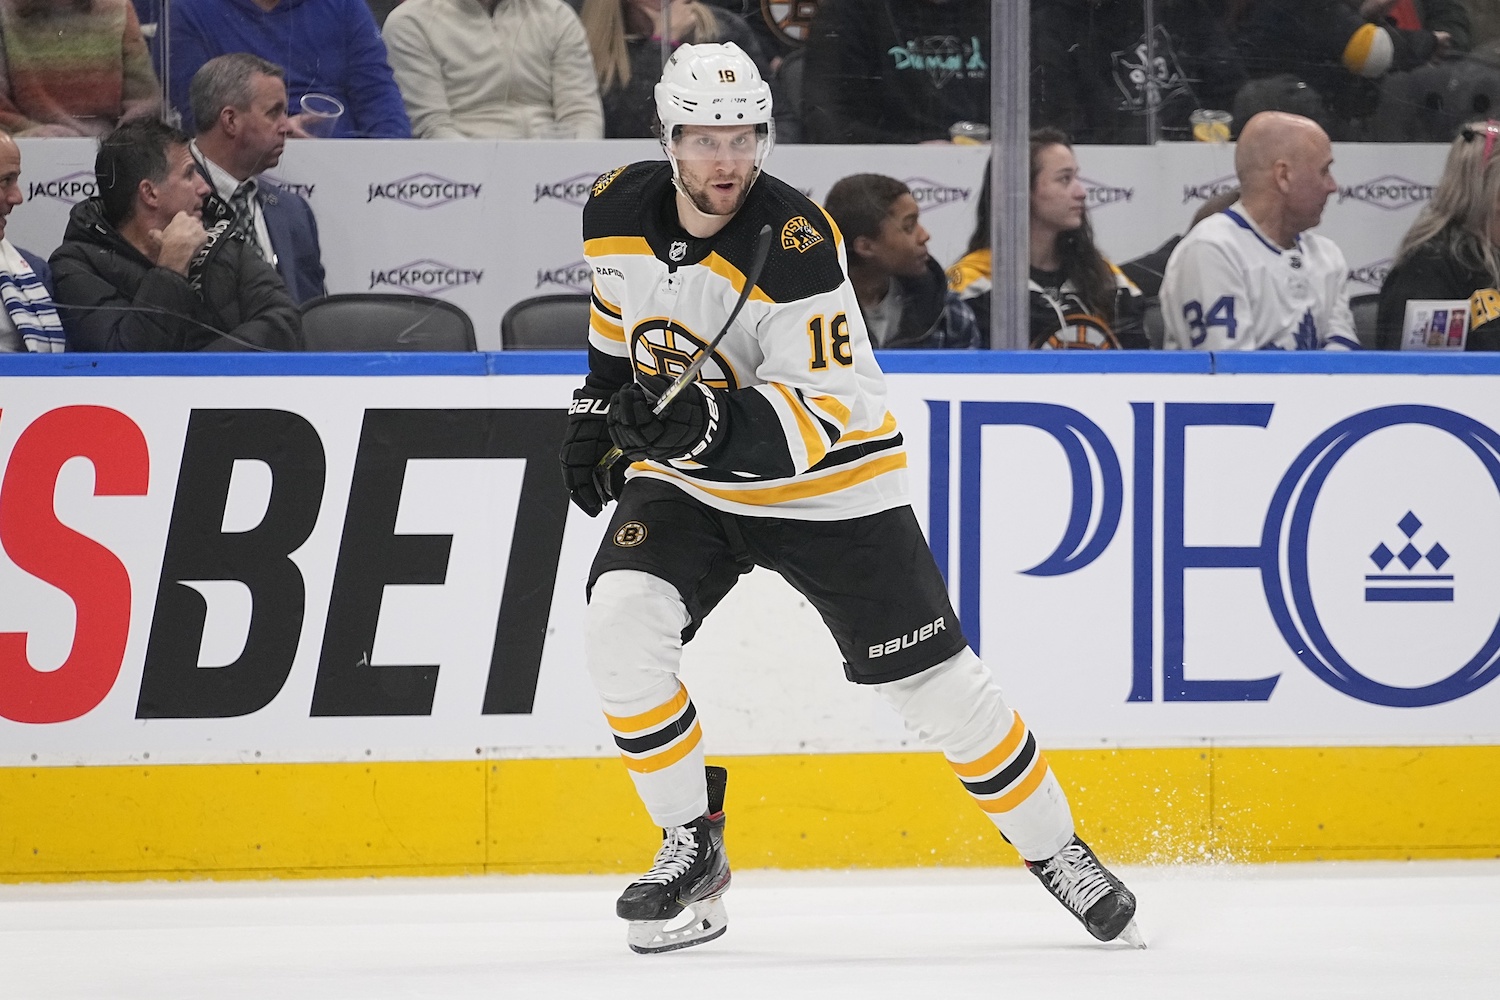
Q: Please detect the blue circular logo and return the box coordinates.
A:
[1263,405,1500,707]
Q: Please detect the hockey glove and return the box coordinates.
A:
[608,376,729,463]
[560,386,627,517]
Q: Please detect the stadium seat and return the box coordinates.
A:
[1350,292,1381,349]
[299,293,476,351]
[500,293,591,349]
[1142,298,1165,349]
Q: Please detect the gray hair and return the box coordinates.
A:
[189,53,286,135]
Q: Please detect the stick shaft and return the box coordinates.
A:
[595,223,775,473]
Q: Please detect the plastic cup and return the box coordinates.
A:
[1190,109,1232,143]
[298,93,345,138]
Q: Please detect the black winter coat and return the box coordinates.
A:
[1376,235,1500,351]
[802,0,989,144]
[1032,0,1245,144]
[49,198,302,352]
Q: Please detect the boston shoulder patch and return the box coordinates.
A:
[592,166,628,198]
[780,215,824,253]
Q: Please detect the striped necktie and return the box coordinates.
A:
[229,181,264,260]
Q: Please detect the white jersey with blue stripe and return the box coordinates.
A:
[1159,209,1359,351]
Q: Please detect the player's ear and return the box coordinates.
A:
[851,234,876,262]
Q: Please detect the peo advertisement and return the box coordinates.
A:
[0,366,1498,767]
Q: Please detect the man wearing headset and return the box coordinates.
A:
[49,117,302,352]
[559,41,1140,955]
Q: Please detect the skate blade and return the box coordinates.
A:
[626,896,727,955]
[1116,919,1147,950]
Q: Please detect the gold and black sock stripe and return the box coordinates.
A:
[948,712,1051,813]
[605,684,703,773]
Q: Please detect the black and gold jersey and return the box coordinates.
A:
[583,161,906,520]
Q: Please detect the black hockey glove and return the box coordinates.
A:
[608,376,729,464]
[560,386,626,517]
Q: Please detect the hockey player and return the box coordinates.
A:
[558,41,1141,955]
[1160,110,1361,351]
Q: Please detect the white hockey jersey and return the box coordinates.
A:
[583,162,907,520]
[1159,208,1359,351]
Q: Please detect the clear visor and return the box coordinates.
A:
[668,124,773,162]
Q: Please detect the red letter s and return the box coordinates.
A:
[0,406,148,723]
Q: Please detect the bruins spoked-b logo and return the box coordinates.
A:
[613,521,649,547]
[630,319,739,390]
[780,215,824,253]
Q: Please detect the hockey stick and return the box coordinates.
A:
[595,221,775,474]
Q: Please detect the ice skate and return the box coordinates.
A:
[617,765,731,955]
[1027,835,1145,948]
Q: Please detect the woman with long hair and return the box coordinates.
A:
[1377,119,1500,350]
[579,0,769,138]
[948,128,1148,349]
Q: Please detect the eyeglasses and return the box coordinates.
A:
[1461,120,1500,165]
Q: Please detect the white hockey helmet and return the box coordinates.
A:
[655,42,775,187]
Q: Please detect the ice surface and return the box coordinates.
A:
[0,862,1494,999]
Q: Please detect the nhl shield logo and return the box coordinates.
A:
[669,241,688,262]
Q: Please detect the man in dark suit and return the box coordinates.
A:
[188,53,327,304]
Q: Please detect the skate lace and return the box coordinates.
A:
[1037,844,1113,916]
[635,825,699,885]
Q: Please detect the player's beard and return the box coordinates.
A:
[679,167,753,218]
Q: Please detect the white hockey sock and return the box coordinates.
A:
[586,570,708,827]
[874,647,1075,862]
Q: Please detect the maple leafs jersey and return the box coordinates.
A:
[583,161,907,520]
[1159,208,1359,351]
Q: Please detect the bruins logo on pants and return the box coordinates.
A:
[614,521,648,547]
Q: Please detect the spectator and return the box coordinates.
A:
[1120,186,1242,299]
[823,172,981,350]
[580,0,769,138]
[1377,118,1500,349]
[163,0,411,138]
[49,118,302,352]
[948,133,1148,350]
[1032,0,1245,144]
[704,0,792,72]
[801,0,988,144]
[1375,0,1472,51]
[189,53,326,304]
[384,0,603,139]
[0,0,159,137]
[1160,111,1359,350]
[1231,0,1453,138]
[0,133,64,351]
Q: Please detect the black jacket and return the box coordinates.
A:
[50,198,302,352]
[1032,0,1245,144]
[802,0,989,144]
[876,256,981,349]
[1376,235,1500,351]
